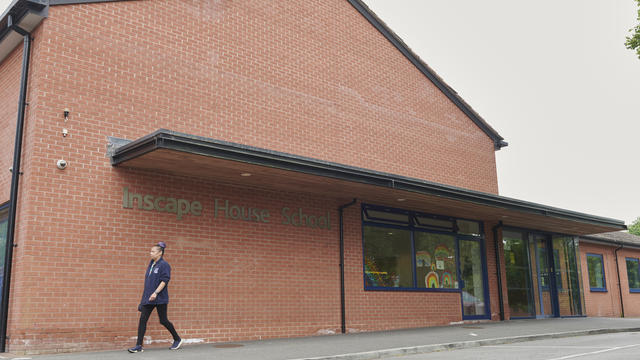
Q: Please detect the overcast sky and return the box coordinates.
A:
[2,1,638,226]
[363,0,640,226]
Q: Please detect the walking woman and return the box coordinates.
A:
[128,242,183,353]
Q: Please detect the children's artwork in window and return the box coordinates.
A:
[426,269,439,288]
[415,234,457,289]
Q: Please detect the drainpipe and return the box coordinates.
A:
[338,199,357,334]
[0,19,32,352]
[614,244,624,318]
[492,221,505,321]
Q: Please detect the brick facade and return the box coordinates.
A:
[0,0,503,354]
[0,46,21,203]
[580,241,640,318]
[0,0,627,355]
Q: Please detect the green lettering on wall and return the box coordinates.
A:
[122,187,202,220]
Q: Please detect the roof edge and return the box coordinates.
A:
[347,0,507,150]
[111,129,625,232]
[580,236,640,249]
[0,0,48,63]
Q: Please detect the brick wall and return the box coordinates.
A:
[580,241,640,318]
[28,0,499,194]
[615,247,640,317]
[3,0,503,353]
[580,242,621,317]
[0,45,22,203]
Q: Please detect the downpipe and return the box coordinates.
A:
[614,244,624,318]
[338,199,357,334]
[0,21,32,352]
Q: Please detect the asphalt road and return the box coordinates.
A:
[391,332,640,360]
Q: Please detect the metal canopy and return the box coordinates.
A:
[110,129,626,236]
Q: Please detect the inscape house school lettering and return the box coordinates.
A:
[123,187,202,219]
[122,188,331,229]
[214,199,331,229]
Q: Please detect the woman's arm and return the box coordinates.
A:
[148,281,166,301]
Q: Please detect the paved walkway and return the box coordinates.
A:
[4,317,640,360]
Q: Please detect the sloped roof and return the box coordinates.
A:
[582,231,640,248]
[347,0,507,150]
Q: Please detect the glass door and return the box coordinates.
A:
[503,230,535,317]
[531,234,557,318]
[552,236,584,316]
[460,238,488,318]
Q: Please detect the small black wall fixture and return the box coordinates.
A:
[0,21,32,352]
[492,221,505,321]
[338,198,357,334]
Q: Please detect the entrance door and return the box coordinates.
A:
[531,234,557,318]
[460,238,488,319]
[552,236,584,316]
[503,230,536,317]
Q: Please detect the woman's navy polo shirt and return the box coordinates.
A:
[140,258,171,305]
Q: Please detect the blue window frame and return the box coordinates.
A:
[625,257,640,292]
[361,204,485,293]
[586,253,606,292]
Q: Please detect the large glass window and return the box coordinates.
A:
[586,253,606,292]
[363,226,412,288]
[626,258,640,292]
[362,204,484,296]
[415,232,456,289]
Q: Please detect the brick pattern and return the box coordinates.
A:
[484,222,505,321]
[580,242,640,318]
[579,243,621,317]
[1,0,503,353]
[0,46,22,203]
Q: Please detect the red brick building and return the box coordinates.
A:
[579,232,640,318]
[0,0,628,354]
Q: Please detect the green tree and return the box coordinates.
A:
[630,217,640,236]
[626,0,640,58]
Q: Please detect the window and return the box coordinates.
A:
[362,204,482,291]
[363,226,412,288]
[415,232,457,289]
[626,258,640,292]
[586,253,606,292]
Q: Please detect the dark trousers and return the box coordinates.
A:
[137,304,180,346]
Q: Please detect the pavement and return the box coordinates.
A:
[4,317,640,360]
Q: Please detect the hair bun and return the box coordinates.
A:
[157,241,166,249]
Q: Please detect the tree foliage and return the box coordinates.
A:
[630,217,640,236]
[626,0,640,59]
